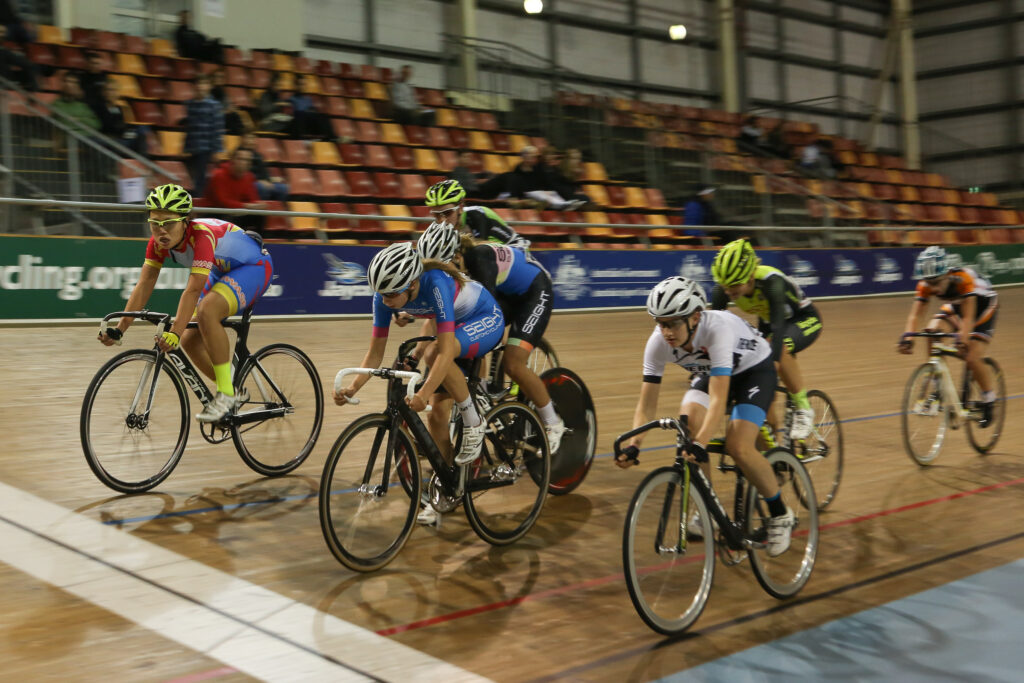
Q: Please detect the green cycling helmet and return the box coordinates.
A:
[146,183,193,214]
[711,238,758,287]
[425,179,466,207]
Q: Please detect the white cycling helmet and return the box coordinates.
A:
[417,221,460,263]
[647,276,708,319]
[367,242,423,294]
[914,245,950,280]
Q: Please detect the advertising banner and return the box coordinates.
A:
[2,235,1021,321]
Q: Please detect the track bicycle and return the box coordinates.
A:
[762,386,844,511]
[901,331,1005,466]
[81,308,324,493]
[318,336,551,572]
[616,418,818,636]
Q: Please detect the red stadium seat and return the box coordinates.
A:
[390,145,414,170]
[285,167,317,195]
[316,170,350,197]
[373,172,402,198]
[345,172,377,197]
[363,144,394,168]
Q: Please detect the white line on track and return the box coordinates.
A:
[0,481,491,683]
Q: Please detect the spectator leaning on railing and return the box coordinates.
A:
[184,73,224,197]
[389,64,435,126]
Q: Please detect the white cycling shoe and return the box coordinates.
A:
[790,407,815,441]
[765,506,795,557]
[197,391,243,423]
[545,417,567,453]
[455,421,487,465]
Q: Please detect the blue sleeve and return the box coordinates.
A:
[371,293,392,333]
[426,271,457,331]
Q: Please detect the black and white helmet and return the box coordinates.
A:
[417,221,461,263]
[367,242,423,293]
[646,276,707,318]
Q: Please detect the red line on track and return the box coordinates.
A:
[376,475,1024,636]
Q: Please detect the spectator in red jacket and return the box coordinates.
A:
[205,146,267,232]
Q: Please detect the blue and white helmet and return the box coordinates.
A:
[914,246,950,280]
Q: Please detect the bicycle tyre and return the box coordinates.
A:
[622,466,715,635]
[966,358,1005,454]
[233,343,323,476]
[538,367,597,495]
[901,362,949,466]
[746,448,818,599]
[796,389,844,511]
[80,349,190,494]
[463,401,550,545]
[319,413,420,572]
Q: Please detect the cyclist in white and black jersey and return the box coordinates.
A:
[425,179,531,251]
[616,276,794,557]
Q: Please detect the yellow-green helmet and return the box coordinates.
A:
[711,238,758,286]
[425,179,466,207]
[146,183,193,214]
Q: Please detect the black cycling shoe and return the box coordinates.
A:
[978,401,994,428]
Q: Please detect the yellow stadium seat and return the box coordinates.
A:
[311,141,341,166]
[381,205,415,233]
[363,81,388,101]
[483,154,510,176]
[108,73,143,99]
[287,202,321,231]
[469,130,493,151]
[348,98,376,119]
[273,54,294,72]
[435,108,458,127]
[582,184,610,207]
[158,130,185,157]
[623,187,648,209]
[380,123,408,145]
[414,148,443,172]
[582,162,607,182]
[36,25,64,44]
[116,53,148,76]
[149,38,176,57]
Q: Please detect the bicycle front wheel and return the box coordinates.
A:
[622,467,715,636]
[319,414,420,572]
[746,448,818,599]
[80,349,190,494]
[795,390,843,510]
[233,343,323,476]
[463,402,550,545]
[901,363,949,466]
[966,358,1005,454]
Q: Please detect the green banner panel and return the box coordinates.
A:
[945,244,1024,286]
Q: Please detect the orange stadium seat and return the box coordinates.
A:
[285,168,317,195]
[316,170,350,197]
[374,172,402,198]
[414,148,443,172]
[354,120,380,143]
[311,141,341,166]
[338,143,365,166]
[280,139,310,165]
[286,201,321,232]
[363,144,394,168]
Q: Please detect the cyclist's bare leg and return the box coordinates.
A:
[725,418,781,500]
[196,291,232,366]
[502,344,552,408]
[777,346,804,395]
[966,338,993,393]
[180,326,214,381]
[427,393,455,463]
[681,400,712,483]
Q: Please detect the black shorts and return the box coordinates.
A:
[501,272,553,350]
[758,305,822,355]
[687,356,777,425]
[937,301,998,341]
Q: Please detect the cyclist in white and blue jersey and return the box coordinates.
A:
[333,242,504,469]
[616,276,794,557]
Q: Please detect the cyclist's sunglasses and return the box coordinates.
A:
[148,216,188,229]
[429,206,459,221]
[381,283,412,298]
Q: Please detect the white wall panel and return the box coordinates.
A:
[921,113,1012,156]
[840,6,884,29]
[556,25,632,81]
[560,0,628,24]
[785,64,834,102]
[919,71,1005,111]
[782,0,832,18]
[304,0,365,42]
[303,47,367,65]
[842,32,882,70]
[783,18,834,61]
[843,74,895,115]
[640,39,709,91]
[477,9,549,60]
[928,156,1012,188]
[914,1,1001,31]
[375,0,442,53]
[744,11,778,51]
[916,26,1003,72]
[1015,22,1024,57]
[747,57,780,101]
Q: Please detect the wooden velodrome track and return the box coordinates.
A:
[1,288,1022,681]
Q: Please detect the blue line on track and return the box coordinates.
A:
[100,393,1024,526]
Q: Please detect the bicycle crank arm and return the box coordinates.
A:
[228,406,290,425]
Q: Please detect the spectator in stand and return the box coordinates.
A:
[78,51,108,113]
[682,185,721,237]
[799,138,835,178]
[51,71,100,134]
[389,64,435,126]
[95,80,149,157]
[764,119,789,159]
[257,72,293,134]
[205,146,267,232]
[820,138,845,178]
[448,150,492,195]
[510,145,586,210]
[238,130,289,202]
[210,67,251,136]
[0,24,41,91]
[549,146,591,207]
[184,73,224,198]
[739,115,772,156]
[290,74,335,141]
[174,10,223,63]
[0,0,34,44]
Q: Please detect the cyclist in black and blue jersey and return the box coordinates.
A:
[424,179,531,251]
[417,220,566,452]
[710,238,822,441]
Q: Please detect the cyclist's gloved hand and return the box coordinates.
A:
[398,355,419,371]
[615,444,640,468]
[688,442,709,464]
[156,330,179,351]
[98,327,123,346]
[334,386,356,406]
[897,333,914,355]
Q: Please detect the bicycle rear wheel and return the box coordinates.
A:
[901,363,949,466]
[746,448,818,599]
[794,390,843,510]
[80,349,190,494]
[622,466,714,636]
[966,358,1005,454]
[463,402,550,545]
[319,414,420,572]
[233,343,323,476]
[539,367,597,495]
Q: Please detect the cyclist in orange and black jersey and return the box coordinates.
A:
[898,246,998,426]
